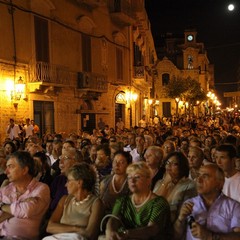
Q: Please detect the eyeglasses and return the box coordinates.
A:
[59,155,73,161]
[165,160,179,167]
[66,178,76,183]
[127,175,147,181]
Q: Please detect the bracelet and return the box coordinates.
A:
[122,229,129,237]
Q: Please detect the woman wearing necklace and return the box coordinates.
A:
[100,151,131,214]
[44,163,104,240]
[105,161,171,240]
[153,151,197,223]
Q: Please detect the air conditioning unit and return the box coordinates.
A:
[77,72,91,89]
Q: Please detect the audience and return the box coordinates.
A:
[1,113,240,239]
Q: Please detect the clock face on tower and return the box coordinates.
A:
[187,34,193,42]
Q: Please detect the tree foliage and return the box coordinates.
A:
[164,76,207,104]
[163,76,188,99]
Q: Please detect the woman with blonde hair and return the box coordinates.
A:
[105,161,171,240]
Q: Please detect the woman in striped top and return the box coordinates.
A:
[105,161,171,240]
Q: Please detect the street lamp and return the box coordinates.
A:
[175,98,180,117]
[126,91,138,127]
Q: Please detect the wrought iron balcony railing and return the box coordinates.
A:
[134,66,145,78]
[30,61,70,85]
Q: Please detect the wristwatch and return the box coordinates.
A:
[122,229,129,236]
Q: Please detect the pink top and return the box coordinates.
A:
[0,178,50,239]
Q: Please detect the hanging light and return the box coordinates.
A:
[13,76,25,100]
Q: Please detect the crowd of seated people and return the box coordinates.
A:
[1,113,240,239]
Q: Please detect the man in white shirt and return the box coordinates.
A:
[6,119,20,140]
[215,144,240,203]
[23,118,34,139]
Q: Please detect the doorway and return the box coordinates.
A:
[162,102,171,117]
[81,113,96,134]
[115,103,124,127]
[33,101,54,137]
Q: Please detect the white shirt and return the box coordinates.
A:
[24,124,34,138]
[223,171,240,203]
[6,124,20,140]
[130,148,141,162]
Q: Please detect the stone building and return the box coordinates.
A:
[154,29,214,117]
[0,0,156,142]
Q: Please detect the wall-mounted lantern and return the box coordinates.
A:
[11,76,26,100]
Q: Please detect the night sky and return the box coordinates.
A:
[145,0,240,105]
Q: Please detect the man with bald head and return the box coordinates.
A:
[174,164,240,240]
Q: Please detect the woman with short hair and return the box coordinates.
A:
[44,163,104,240]
[105,161,171,240]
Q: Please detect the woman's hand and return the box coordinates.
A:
[106,231,126,240]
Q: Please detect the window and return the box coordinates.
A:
[133,43,143,66]
[188,55,193,69]
[162,73,170,86]
[116,48,123,81]
[34,16,49,62]
[82,34,92,72]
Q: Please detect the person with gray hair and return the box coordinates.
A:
[49,147,83,215]
[0,151,50,239]
[187,146,205,180]
[144,146,165,190]
[174,164,240,240]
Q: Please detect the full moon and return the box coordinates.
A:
[228,4,235,11]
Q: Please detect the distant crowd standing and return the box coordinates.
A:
[1,113,240,239]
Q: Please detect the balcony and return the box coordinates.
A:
[134,66,145,78]
[77,72,108,93]
[108,0,135,26]
[28,61,72,92]
[133,66,150,89]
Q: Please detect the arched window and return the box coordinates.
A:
[162,73,170,86]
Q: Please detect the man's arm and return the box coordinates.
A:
[9,184,50,218]
[191,222,240,240]
[0,203,13,223]
[174,201,194,239]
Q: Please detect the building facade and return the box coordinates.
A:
[154,29,214,118]
[0,0,156,142]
